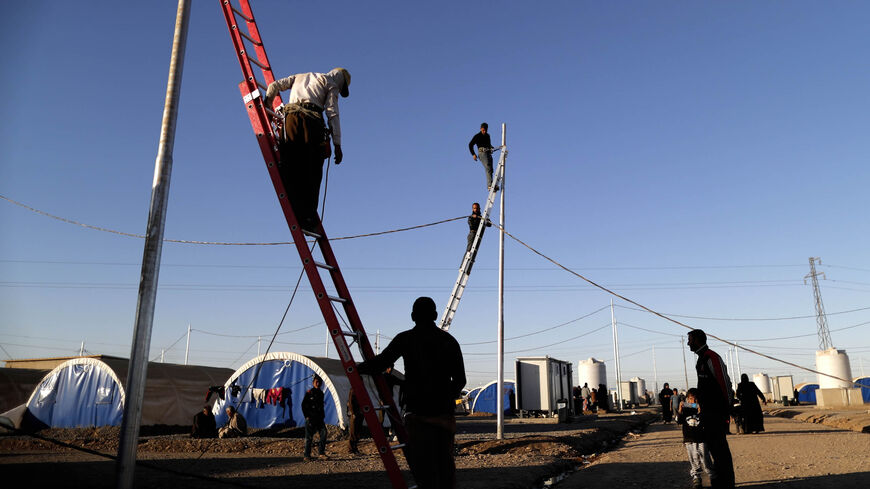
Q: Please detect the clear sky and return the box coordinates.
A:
[2,1,869,391]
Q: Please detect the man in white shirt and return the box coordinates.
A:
[265,68,351,231]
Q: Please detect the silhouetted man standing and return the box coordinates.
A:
[688,329,734,489]
[359,297,466,489]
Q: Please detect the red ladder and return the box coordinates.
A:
[219,2,411,487]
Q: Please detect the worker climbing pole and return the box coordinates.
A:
[219,1,412,487]
[440,138,507,331]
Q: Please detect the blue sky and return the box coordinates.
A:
[2,1,869,391]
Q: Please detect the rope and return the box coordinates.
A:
[493,223,863,387]
[1,194,463,245]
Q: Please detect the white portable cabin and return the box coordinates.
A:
[515,356,573,414]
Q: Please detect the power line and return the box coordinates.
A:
[494,223,863,387]
[614,303,870,321]
[1,194,462,245]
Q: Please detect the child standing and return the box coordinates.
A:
[678,388,714,489]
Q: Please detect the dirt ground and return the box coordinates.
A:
[556,410,870,489]
[0,409,656,489]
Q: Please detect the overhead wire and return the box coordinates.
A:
[493,223,863,387]
[1,194,462,244]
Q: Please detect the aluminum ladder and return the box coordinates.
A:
[439,146,507,331]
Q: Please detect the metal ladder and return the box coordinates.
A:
[219,2,411,487]
[439,146,507,331]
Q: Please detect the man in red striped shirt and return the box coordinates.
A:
[688,329,735,489]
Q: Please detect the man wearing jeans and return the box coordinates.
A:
[468,122,498,191]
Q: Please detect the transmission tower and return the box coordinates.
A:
[804,257,833,350]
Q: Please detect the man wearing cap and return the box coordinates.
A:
[358,297,466,489]
[468,122,498,191]
[265,68,351,231]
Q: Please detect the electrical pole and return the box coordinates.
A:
[735,343,742,381]
[611,299,623,412]
[496,123,506,440]
[116,2,190,487]
[652,345,658,394]
[681,338,690,391]
[184,323,191,365]
[79,341,85,356]
[805,257,834,350]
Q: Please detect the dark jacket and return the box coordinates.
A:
[192,410,217,438]
[468,132,493,155]
[302,386,326,427]
[359,321,466,416]
[678,403,703,443]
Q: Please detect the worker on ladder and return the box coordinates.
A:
[468,122,498,192]
[466,202,491,271]
[265,68,351,231]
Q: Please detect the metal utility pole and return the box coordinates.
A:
[652,345,658,394]
[79,341,85,356]
[115,2,190,487]
[375,330,380,355]
[160,350,165,363]
[681,338,690,391]
[804,257,833,350]
[735,343,743,381]
[257,336,262,357]
[496,123,506,439]
[611,299,623,411]
[184,323,191,365]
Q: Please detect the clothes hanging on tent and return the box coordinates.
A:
[252,388,267,408]
[205,386,225,403]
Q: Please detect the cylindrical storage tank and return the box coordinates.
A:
[753,373,772,395]
[577,358,606,390]
[815,349,853,389]
[630,377,646,400]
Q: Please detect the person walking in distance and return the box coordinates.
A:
[468,123,499,191]
[688,329,735,489]
[659,383,674,423]
[358,297,466,489]
[264,68,351,232]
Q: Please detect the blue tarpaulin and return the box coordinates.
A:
[470,380,515,414]
[213,352,364,430]
[25,358,124,428]
[854,377,870,403]
[797,383,819,404]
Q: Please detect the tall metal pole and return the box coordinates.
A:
[160,350,165,363]
[115,2,190,487]
[652,345,658,394]
[611,299,622,412]
[805,257,833,350]
[496,123,506,440]
[79,341,85,356]
[735,342,743,381]
[376,329,380,355]
[257,336,262,357]
[324,330,329,358]
[681,338,690,390]
[727,348,737,390]
[184,323,191,365]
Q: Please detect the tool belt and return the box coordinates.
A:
[278,103,331,159]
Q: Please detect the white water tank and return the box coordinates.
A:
[630,377,646,399]
[753,373,772,395]
[577,358,607,389]
[816,348,853,389]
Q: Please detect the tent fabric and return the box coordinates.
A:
[25,358,125,428]
[795,383,819,404]
[17,357,234,428]
[0,367,50,413]
[470,380,516,414]
[854,377,870,403]
[213,352,389,430]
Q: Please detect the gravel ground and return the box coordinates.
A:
[0,410,656,489]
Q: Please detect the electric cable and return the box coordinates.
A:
[462,304,610,346]
[1,194,462,244]
[494,223,864,387]
[615,303,870,321]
